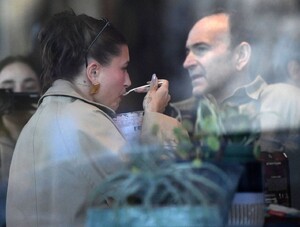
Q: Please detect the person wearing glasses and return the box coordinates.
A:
[6,10,180,226]
[0,55,40,226]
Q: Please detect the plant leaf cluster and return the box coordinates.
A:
[87,97,254,212]
[173,97,261,162]
[89,144,235,209]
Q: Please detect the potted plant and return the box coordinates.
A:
[85,98,260,226]
[86,146,242,226]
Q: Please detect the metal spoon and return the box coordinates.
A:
[123,81,163,96]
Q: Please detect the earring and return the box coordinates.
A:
[90,82,100,95]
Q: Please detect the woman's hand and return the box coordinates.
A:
[143,74,171,113]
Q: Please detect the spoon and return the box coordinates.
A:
[123,81,163,96]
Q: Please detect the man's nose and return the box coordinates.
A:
[183,52,197,69]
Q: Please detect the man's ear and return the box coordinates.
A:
[86,61,101,84]
[234,42,251,71]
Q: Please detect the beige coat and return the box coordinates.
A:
[6,79,180,226]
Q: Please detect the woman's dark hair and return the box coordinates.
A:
[38,9,127,92]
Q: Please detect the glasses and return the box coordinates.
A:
[85,18,110,67]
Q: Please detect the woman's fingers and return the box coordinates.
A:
[143,76,171,113]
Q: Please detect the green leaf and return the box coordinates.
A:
[192,158,202,168]
[131,166,140,174]
[205,136,221,151]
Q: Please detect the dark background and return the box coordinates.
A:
[26,0,300,113]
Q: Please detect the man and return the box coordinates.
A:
[170,9,300,209]
[171,9,300,150]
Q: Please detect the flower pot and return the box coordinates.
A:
[86,162,243,227]
[86,205,224,227]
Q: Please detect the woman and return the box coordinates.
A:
[0,55,41,183]
[0,55,40,226]
[6,10,180,226]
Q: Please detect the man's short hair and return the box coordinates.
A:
[201,8,256,48]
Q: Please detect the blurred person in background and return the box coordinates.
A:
[6,10,180,226]
[0,55,41,179]
[272,16,300,87]
[0,55,41,226]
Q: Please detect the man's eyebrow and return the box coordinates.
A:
[190,42,211,49]
[186,42,210,50]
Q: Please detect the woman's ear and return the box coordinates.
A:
[86,61,101,84]
[234,42,251,71]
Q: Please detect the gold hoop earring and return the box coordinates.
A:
[90,83,100,95]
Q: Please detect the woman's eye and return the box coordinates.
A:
[2,85,14,90]
[22,80,40,92]
[0,83,14,91]
[23,86,39,92]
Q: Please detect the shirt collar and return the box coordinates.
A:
[39,79,116,117]
[221,75,268,106]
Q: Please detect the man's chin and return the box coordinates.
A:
[192,87,206,98]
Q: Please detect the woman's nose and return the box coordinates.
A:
[125,72,131,88]
[13,83,22,93]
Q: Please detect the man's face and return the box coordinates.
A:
[183,13,236,100]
